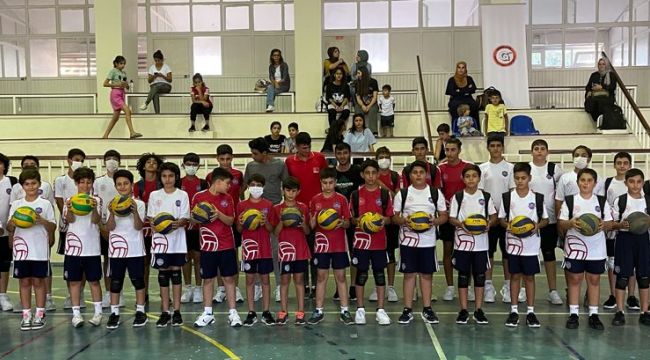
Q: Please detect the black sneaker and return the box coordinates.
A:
[308,310,324,325]
[156,312,171,328]
[526,312,541,328]
[243,311,258,327]
[612,311,625,326]
[421,307,439,324]
[640,312,650,326]
[505,312,519,327]
[588,314,604,330]
[333,289,340,301]
[398,308,413,324]
[473,309,488,324]
[566,314,579,329]
[172,311,183,327]
[456,309,469,324]
[340,310,354,325]
[627,296,641,311]
[201,125,210,132]
[603,295,617,309]
[188,125,196,132]
[261,311,275,325]
[295,311,306,325]
[106,313,120,329]
[348,286,357,301]
[133,311,148,327]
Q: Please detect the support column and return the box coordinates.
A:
[293,0,323,112]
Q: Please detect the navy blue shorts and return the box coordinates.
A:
[606,238,616,257]
[614,231,650,277]
[152,253,186,270]
[64,255,102,282]
[508,254,540,276]
[399,246,437,274]
[232,225,242,248]
[0,236,11,272]
[200,249,238,278]
[385,225,399,263]
[109,257,145,280]
[438,223,454,242]
[540,225,559,261]
[280,259,308,274]
[313,252,350,270]
[351,249,387,272]
[186,229,201,252]
[488,226,506,258]
[380,115,395,127]
[242,258,274,275]
[452,250,490,274]
[13,260,50,279]
[564,258,607,275]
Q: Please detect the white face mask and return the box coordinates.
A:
[377,158,391,170]
[249,186,264,199]
[573,156,589,170]
[185,166,198,176]
[105,159,119,173]
[71,161,83,171]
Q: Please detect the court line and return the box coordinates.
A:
[0,320,68,359]
[545,327,586,360]
[65,315,134,360]
[425,323,448,360]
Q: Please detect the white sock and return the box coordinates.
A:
[204,306,213,315]
[35,308,45,317]
[93,302,102,315]
[527,306,534,314]
[447,285,454,290]
[589,306,598,316]
[72,306,81,317]
[229,308,237,315]
[316,307,323,314]
[218,286,225,292]
[569,305,579,315]
[136,304,145,313]
[111,305,120,316]
[22,308,31,316]
[46,293,52,300]
[341,306,348,313]
[511,305,518,314]
[0,292,6,297]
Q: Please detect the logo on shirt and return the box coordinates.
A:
[196,185,201,191]
[528,202,535,210]
[595,205,601,212]
[546,174,553,179]
[313,167,320,174]
[262,208,269,215]
[375,198,382,206]
[358,197,366,206]
[502,171,508,177]
[220,200,229,208]
[333,202,341,210]
[175,200,181,207]
[232,178,239,185]
[38,189,43,195]
[5,188,10,195]
[478,198,485,206]
[35,207,43,214]
[314,203,323,211]
[428,197,434,204]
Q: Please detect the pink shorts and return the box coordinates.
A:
[110,88,126,111]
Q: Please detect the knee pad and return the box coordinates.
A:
[615,276,629,290]
[131,277,146,291]
[473,273,486,287]
[355,271,368,286]
[373,271,386,287]
[458,273,470,289]
[170,270,182,285]
[607,257,615,271]
[157,271,170,287]
[110,278,124,294]
[542,249,556,262]
[638,277,650,289]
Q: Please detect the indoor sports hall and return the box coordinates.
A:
[1,0,650,359]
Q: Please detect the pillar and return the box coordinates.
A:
[293,0,323,112]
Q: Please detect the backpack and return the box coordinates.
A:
[454,190,491,218]
[600,104,626,130]
[402,162,437,188]
[136,178,162,199]
[8,175,17,187]
[351,188,390,218]
[616,193,650,221]
[477,86,503,111]
[389,171,399,191]
[644,180,650,196]
[604,177,614,196]
[564,194,606,220]
[399,186,439,214]
[547,162,557,189]
[502,191,545,222]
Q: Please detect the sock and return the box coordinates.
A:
[72,306,81,317]
[589,306,598,316]
[423,306,432,311]
[229,308,237,315]
[316,307,323,314]
[485,280,493,286]
[569,305,579,315]
[111,305,120,316]
[35,308,45,317]
[136,304,145,313]
[340,306,348,313]
[505,280,511,287]
[204,307,213,315]
[93,302,102,315]
[527,306,534,314]
[22,308,31,316]
[404,307,412,312]
[218,286,225,292]
[511,305,518,314]
[447,285,454,290]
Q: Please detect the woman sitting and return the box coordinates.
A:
[445,61,479,130]
[584,58,617,122]
[325,68,351,126]
[189,73,212,132]
[323,47,350,84]
[141,50,172,114]
[344,113,376,153]
[265,48,291,113]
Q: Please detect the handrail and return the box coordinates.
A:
[0,93,98,114]
[125,91,296,112]
[416,55,434,154]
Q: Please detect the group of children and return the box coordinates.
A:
[456,92,509,139]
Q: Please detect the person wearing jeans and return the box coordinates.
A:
[141,50,172,114]
[266,49,290,113]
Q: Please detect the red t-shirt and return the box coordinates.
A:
[190,85,212,107]
[270,202,311,261]
[133,178,158,204]
[401,161,442,189]
[438,159,469,205]
[236,198,273,260]
[378,170,401,193]
[182,176,207,231]
[206,167,243,207]
[309,192,351,254]
[350,186,394,251]
[191,190,235,251]
[285,152,328,205]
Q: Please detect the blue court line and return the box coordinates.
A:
[545,327,586,360]
[64,315,134,360]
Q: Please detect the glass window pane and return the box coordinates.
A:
[150,5,190,32]
[359,32,388,72]
[60,9,85,32]
[138,36,148,75]
[59,39,88,76]
[193,36,222,75]
[3,0,26,5]
[324,2,357,30]
[89,8,95,33]
[599,1,629,22]
[567,0,596,23]
[608,27,629,66]
[455,0,479,26]
[532,0,561,24]
[150,0,188,2]
[422,0,451,27]
[192,4,220,32]
[391,0,418,28]
[2,41,27,78]
[284,3,294,30]
[89,40,95,76]
[29,0,53,5]
[634,0,649,21]
[254,4,282,31]
[633,26,649,66]
[564,29,596,68]
[29,39,58,77]
[360,1,388,29]
[58,0,85,4]
[531,29,563,68]
[225,6,249,30]
[28,8,56,34]
[1,9,27,35]
[138,6,146,33]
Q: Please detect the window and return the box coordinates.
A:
[422,0,451,27]
[633,26,649,66]
[138,6,146,33]
[29,39,57,77]
[566,0,596,24]
[253,3,282,31]
[324,2,357,30]
[633,0,649,21]
[137,36,148,75]
[193,36,221,75]
[531,0,561,24]
[531,29,563,68]
[28,8,55,34]
[599,0,629,23]
[284,3,294,30]
[360,1,388,29]
[359,32,388,72]
[225,6,249,30]
[564,29,596,68]
[0,8,27,34]
[150,5,190,32]
[391,0,418,28]
[1,40,27,78]
[59,9,85,32]
[192,4,221,32]
[59,39,88,76]
[608,27,630,66]
[454,0,479,27]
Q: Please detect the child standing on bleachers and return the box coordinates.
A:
[456,104,480,137]
[378,84,396,138]
[484,94,509,139]
[102,56,141,139]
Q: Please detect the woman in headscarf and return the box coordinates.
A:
[351,50,372,80]
[584,58,617,122]
[445,61,479,132]
[323,47,350,81]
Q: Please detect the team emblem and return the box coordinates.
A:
[333,202,341,210]
[220,200,228,208]
[38,189,43,195]
[233,178,239,185]
[546,174,552,179]
[284,264,290,272]
[502,171,508,177]
[5,188,10,195]
[35,207,43,214]
[175,200,181,207]
[351,257,358,265]
[375,198,382,206]
[243,262,251,271]
[595,206,601,212]
[479,199,485,206]
[428,197,434,204]
[528,202,535,209]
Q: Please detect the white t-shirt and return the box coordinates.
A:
[109,198,146,258]
[11,181,56,208]
[605,177,628,239]
[378,96,395,117]
[54,174,78,231]
[559,194,612,260]
[93,175,118,224]
[449,190,496,252]
[147,188,190,254]
[344,129,377,153]
[555,171,605,202]
[9,197,56,261]
[612,194,647,232]
[478,160,515,210]
[529,162,563,223]
[0,176,12,231]
[148,64,172,85]
[63,195,103,257]
[393,185,447,248]
[273,65,282,81]
[498,190,548,256]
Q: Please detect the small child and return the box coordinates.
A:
[264,121,286,154]
[102,55,141,139]
[484,94,509,139]
[283,122,299,154]
[378,84,396,138]
[456,104,480,137]
[434,124,451,162]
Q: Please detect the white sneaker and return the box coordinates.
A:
[500,285,511,303]
[518,288,527,303]
[376,309,391,325]
[369,287,378,302]
[193,286,203,304]
[228,310,242,327]
[275,285,281,302]
[468,287,476,302]
[89,313,103,327]
[72,314,84,328]
[253,284,263,302]
[139,103,148,111]
[443,286,455,301]
[0,294,13,311]
[548,290,564,305]
[213,287,226,303]
[265,105,275,113]
[101,293,111,308]
[387,287,399,302]
[484,284,496,303]
[64,296,72,310]
[194,312,215,327]
[235,287,244,303]
[181,285,193,303]
[45,296,56,312]
[355,308,366,325]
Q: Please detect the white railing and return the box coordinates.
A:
[528,85,636,110]
[0,93,97,114]
[125,91,296,113]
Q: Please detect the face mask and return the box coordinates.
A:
[249,186,264,199]
[378,158,391,170]
[105,159,119,173]
[71,161,83,171]
[185,166,198,176]
[573,156,589,170]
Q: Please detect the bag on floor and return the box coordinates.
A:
[600,104,626,130]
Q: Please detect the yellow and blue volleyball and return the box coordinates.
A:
[153,212,175,234]
[317,208,340,231]
[577,213,601,237]
[110,194,132,217]
[626,211,650,235]
[70,193,93,216]
[241,208,263,231]
[191,201,217,225]
[510,215,535,238]
[281,207,303,227]
[12,207,37,228]
[464,213,488,235]
[407,211,432,233]
[360,212,384,234]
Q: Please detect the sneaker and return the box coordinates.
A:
[376,309,391,325]
[473,309,488,324]
[484,284,496,303]
[548,290,564,305]
[588,314,604,330]
[72,314,84,328]
[20,312,31,331]
[640,312,650,326]
[193,286,203,304]
[526,312,541,328]
[276,311,288,325]
[348,286,357,301]
[0,294,13,311]
[369,287,378,302]
[387,287,398,302]
[275,286,281,302]
[229,310,243,327]
[101,292,111,308]
[443,286,455,301]
[133,311,148,327]
[421,307,439,324]
[253,284,263,302]
[213,287,226,304]
[156,312,171,327]
[106,313,120,329]
[89,313,103,327]
[63,296,72,310]
[243,311,258,327]
[505,312,519,327]
[355,308,366,325]
[261,311,275,325]
[235,287,244,303]
[31,313,45,330]
[518,288,527,303]
[566,314,579,329]
[627,296,641,311]
[45,297,56,312]
[603,295,617,309]
[468,287,476,302]
[295,311,306,325]
[340,311,354,325]
[265,105,275,113]
[140,103,148,111]
[456,309,469,324]
[500,285,511,303]
[612,311,625,326]
[193,312,215,327]
[201,125,210,132]
[188,125,196,132]
[172,311,183,327]
[398,308,414,324]
[181,285,193,303]
[333,289,340,301]
[308,310,324,325]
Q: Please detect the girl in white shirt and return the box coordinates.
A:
[141,50,173,114]
[344,113,376,153]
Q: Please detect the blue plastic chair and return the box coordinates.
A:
[510,115,539,135]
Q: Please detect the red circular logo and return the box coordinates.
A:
[493,45,517,67]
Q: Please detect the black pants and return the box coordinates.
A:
[584,95,614,122]
[327,108,350,126]
[190,103,213,122]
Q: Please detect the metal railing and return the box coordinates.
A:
[0,93,97,114]
[528,85,636,110]
[125,91,296,113]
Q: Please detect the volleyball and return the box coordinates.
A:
[359,212,384,234]
[510,215,535,238]
[626,211,650,235]
[191,201,217,225]
[464,213,488,235]
[317,208,340,231]
[241,208,263,231]
[12,207,37,228]
[576,213,601,237]
[153,212,175,234]
[281,207,303,227]
[407,211,432,232]
[70,193,93,216]
[110,194,132,217]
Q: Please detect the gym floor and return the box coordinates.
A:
[0,263,647,360]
